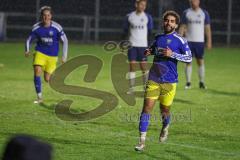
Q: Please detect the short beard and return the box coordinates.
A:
[164,26,175,34]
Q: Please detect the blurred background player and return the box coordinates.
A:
[123,0,153,94]
[179,0,212,89]
[25,6,68,104]
[135,11,192,151]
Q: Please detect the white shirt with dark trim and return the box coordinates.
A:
[181,8,211,42]
[124,11,153,47]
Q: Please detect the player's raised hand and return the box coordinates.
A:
[144,48,152,56]
[162,46,173,57]
[25,52,31,57]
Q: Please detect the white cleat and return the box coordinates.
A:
[135,143,145,151]
[185,82,191,89]
[135,132,146,151]
[33,98,43,104]
[159,125,169,143]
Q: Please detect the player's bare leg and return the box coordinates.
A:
[34,65,43,104]
[44,72,51,83]
[140,61,148,90]
[127,61,137,94]
[196,58,206,89]
[135,98,156,151]
[159,104,171,142]
[185,62,192,89]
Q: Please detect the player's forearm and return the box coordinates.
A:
[205,25,212,46]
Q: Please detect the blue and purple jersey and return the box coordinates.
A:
[148,32,192,83]
[25,21,68,60]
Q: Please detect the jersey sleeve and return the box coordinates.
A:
[25,29,37,52]
[171,38,192,63]
[58,29,68,61]
[147,13,153,31]
[57,25,65,37]
[181,10,188,24]
[203,10,211,25]
[53,21,68,61]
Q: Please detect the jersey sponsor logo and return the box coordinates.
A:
[130,25,145,29]
[41,37,53,44]
[188,19,202,24]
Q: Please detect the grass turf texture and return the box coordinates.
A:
[0,42,240,160]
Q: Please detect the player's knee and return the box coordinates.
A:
[142,105,153,113]
[34,67,42,76]
[160,105,170,115]
[129,62,137,71]
[44,75,50,83]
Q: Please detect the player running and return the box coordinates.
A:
[135,11,192,151]
[123,0,153,94]
[25,6,68,104]
[179,0,212,89]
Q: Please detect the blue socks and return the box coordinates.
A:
[162,115,170,128]
[138,112,170,132]
[34,76,41,94]
[139,113,150,132]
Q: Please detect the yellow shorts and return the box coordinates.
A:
[33,51,58,74]
[145,80,177,106]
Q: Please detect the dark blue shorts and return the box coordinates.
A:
[128,47,147,62]
[188,42,205,59]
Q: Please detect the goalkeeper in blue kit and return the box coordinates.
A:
[135,11,192,151]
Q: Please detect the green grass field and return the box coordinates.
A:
[0,42,240,160]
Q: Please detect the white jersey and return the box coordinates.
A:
[182,8,210,42]
[124,11,153,47]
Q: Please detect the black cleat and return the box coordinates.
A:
[185,82,191,89]
[199,82,207,89]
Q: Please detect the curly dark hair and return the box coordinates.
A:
[163,10,180,25]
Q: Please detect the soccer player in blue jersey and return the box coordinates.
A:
[135,11,192,151]
[179,0,212,89]
[123,0,153,94]
[25,6,68,104]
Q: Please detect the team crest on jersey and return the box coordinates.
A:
[140,18,144,22]
[167,39,172,44]
[49,30,54,36]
